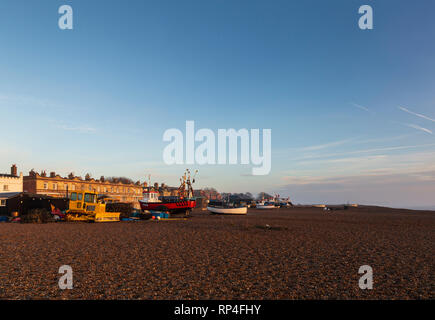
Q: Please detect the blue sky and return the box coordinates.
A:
[1,0,435,208]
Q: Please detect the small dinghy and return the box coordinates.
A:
[207,206,247,215]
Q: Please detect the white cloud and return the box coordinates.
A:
[300,138,354,151]
[282,150,435,186]
[57,124,97,133]
[278,172,435,208]
[0,93,60,109]
[288,143,435,162]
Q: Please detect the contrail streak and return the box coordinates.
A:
[406,123,433,134]
[399,106,435,122]
[352,102,371,113]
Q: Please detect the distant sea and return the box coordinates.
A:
[400,206,435,211]
[301,204,435,211]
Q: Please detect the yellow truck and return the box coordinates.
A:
[66,191,120,222]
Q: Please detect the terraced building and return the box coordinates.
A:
[23,170,143,209]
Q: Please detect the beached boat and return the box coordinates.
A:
[207,198,248,215]
[256,201,277,209]
[139,170,197,216]
[207,206,247,215]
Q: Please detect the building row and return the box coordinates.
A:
[1,164,221,210]
[1,165,143,209]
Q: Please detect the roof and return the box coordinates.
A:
[25,172,140,186]
[0,192,21,199]
[0,174,18,178]
[0,192,66,201]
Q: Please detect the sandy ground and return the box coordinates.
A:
[0,206,433,300]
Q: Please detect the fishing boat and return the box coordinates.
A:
[207,206,247,215]
[139,170,198,216]
[207,198,247,215]
[274,196,293,207]
[256,201,277,209]
[256,194,287,209]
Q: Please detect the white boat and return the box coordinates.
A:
[207,206,247,215]
[255,200,278,209]
[256,204,277,209]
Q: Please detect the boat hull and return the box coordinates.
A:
[256,205,277,209]
[207,206,248,215]
[139,199,196,213]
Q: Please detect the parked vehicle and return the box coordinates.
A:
[66,191,120,222]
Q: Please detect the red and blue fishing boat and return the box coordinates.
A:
[139,170,197,216]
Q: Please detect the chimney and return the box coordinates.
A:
[11,164,17,176]
[50,172,56,178]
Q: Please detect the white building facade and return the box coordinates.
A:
[0,165,23,206]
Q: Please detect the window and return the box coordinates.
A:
[72,184,76,191]
[70,192,77,201]
[78,193,83,201]
[0,199,5,206]
[3,185,8,191]
[43,183,48,190]
[89,185,92,191]
[53,184,58,190]
[64,184,68,190]
[84,193,96,203]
